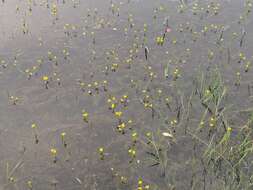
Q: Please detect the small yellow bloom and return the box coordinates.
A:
[138,179,143,186]
[146,132,151,137]
[205,89,211,96]
[98,147,104,153]
[94,81,98,86]
[114,111,122,118]
[50,148,57,156]
[209,116,216,127]
[82,111,89,122]
[111,103,116,109]
[27,180,32,188]
[162,132,174,138]
[42,75,49,81]
[128,148,136,157]
[120,176,127,184]
[118,123,126,130]
[132,132,138,141]
[9,177,15,182]
[31,123,37,129]
[61,132,66,138]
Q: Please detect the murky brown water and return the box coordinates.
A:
[0,0,253,190]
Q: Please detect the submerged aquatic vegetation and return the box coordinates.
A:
[0,0,253,189]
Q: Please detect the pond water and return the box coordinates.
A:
[0,0,253,190]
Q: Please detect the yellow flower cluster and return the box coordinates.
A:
[82,110,89,123]
[128,148,136,158]
[137,179,150,190]
[108,96,117,112]
[98,147,105,160]
[156,36,164,45]
[209,116,216,127]
[117,122,126,134]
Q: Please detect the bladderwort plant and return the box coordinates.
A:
[189,68,253,189]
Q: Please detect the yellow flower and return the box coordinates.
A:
[115,111,122,118]
[128,148,136,157]
[138,179,143,186]
[31,123,37,129]
[111,103,116,109]
[98,147,104,153]
[118,123,126,131]
[51,4,58,16]
[98,147,105,160]
[82,111,89,122]
[42,75,49,81]
[82,112,88,117]
[156,36,164,45]
[79,82,85,87]
[162,132,174,138]
[27,180,32,188]
[9,177,15,182]
[132,132,138,141]
[146,132,151,137]
[50,148,57,156]
[165,97,171,102]
[172,39,177,44]
[94,81,98,86]
[120,176,127,184]
[128,119,132,124]
[170,119,178,125]
[204,89,211,97]
[239,52,245,60]
[209,116,216,127]
[61,132,66,138]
